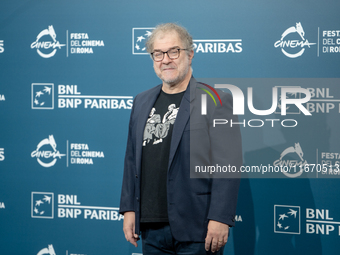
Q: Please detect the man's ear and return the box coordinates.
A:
[189,50,194,60]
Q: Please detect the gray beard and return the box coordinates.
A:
[159,65,190,87]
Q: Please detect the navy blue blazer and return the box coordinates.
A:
[119,77,242,242]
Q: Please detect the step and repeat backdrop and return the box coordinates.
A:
[1,0,340,254]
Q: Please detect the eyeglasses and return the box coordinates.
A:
[151,48,188,62]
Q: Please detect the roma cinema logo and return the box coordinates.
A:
[274,22,316,58]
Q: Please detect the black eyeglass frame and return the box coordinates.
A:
[151,48,188,62]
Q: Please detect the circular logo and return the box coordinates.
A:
[31,135,65,167]
[31,26,65,58]
[274,22,316,58]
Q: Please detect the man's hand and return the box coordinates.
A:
[205,220,229,252]
[123,211,140,247]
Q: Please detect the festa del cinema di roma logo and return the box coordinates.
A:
[31,135,65,167]
[36,244,90,255]
[274,142,308,178]
[274,22,316,58]
[31,25,65,58]
[37,244,56,255]
[36,244,89,255]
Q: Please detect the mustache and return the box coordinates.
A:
[161,66,176,71]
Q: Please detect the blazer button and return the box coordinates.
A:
[135,175,138,178]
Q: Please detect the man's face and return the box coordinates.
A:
[152,31,193,86]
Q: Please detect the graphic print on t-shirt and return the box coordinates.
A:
[143,104,179,146]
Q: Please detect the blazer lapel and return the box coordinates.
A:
[167,77,197,171]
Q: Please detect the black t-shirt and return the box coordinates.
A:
[140,90,185,223]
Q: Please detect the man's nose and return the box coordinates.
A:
[162,52,172,64]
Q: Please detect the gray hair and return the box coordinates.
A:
[145,23,194,55]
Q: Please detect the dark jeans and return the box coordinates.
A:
[141,223,225,255]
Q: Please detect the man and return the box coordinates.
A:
[120,23,242,254]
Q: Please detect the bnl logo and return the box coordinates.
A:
[31,192,54,219]
[274,205,300,234]
[31,83,54,109]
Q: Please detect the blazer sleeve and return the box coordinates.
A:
[119,95,138,214]
[206,92,242,227]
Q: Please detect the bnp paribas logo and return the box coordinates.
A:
[31,192,54,219]
[132,27,154,55]
[31,83,54,109]
[274,205,300,234]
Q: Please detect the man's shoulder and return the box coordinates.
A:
[135,84,162,100]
